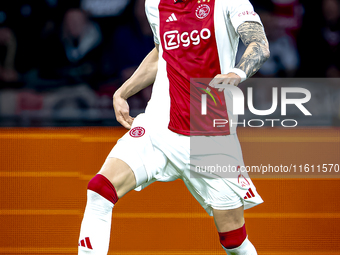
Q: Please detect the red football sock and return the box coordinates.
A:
[219,224,247,249]
[87,174,119,204]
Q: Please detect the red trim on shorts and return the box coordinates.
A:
[85,237,93,249]
[218,224,247,249]
[80,239,85,247]
[87,174,119,204]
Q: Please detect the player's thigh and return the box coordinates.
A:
[100,114,168,198]
[98,157,136,199]
[213,207,245,233]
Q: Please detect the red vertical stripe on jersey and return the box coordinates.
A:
[159,0,230,136]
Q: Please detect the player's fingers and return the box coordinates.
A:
[116,113,131,129]
[209,74,224,88]
[121,111,134,129]
[115,108,132,129]
[230,79,240,86]
[226,72,242,86]
[126,115,135,127]
[227,76,241,86]
[208,78,217,88]
[113,96,134,129]
[216,78,230,91]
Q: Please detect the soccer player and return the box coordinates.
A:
[78,0,270,254]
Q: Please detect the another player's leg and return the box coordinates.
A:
[213,207,257,255]
[78,158,139,255]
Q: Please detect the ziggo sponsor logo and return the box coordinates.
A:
[163,28,211,50]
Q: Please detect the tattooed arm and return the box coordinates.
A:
[209,21,270,88]
[236,21,270,78]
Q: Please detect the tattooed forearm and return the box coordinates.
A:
[237,21,268,47]
[236,41,268,78]
[236,22,270,78]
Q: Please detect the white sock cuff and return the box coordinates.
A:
[222,237,257,255]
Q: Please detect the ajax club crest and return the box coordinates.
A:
[129,127,145,138]
[195,4,210,19]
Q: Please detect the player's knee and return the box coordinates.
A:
[87,174,119,204]
[218,224,247,249]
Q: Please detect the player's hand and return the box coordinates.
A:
[113,93,134,129]
[209,73,241,91]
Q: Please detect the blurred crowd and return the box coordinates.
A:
[0,0,153,91]
[0,0,339,126]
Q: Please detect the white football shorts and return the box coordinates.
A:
[108,113,263,216]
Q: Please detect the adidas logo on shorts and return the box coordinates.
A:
[79,237,93,250]
[244,188,255,200]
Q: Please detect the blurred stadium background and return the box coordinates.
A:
[0,0,340,254]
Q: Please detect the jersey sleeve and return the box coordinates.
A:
[145,0,160,45]
[227,0,263,33]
